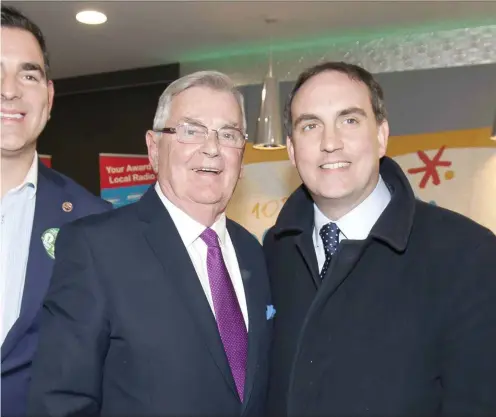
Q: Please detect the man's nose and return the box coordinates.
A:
[1,73,22,101]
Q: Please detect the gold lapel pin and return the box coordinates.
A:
[62,201,73,212]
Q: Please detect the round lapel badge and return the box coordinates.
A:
[62,201,73,212]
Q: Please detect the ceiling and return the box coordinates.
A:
[4,0,496,80]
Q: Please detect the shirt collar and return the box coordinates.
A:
[313,175,391,245]
[9,152,38,199]
[26,152,38,191]
[154,183,227,247]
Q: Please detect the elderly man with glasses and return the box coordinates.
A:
[27,71,272,417]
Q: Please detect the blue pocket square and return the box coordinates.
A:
[266,305,276,320]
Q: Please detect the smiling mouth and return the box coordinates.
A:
[320,161,351,170]
[193,168,221,175]
[1,112,25,120]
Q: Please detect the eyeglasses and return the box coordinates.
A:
[154,122,247,149]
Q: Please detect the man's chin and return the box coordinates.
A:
[312,184,350,199]
[191,193,224,206]
[1,141,35,158]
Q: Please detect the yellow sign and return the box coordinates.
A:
[228,127,496,241]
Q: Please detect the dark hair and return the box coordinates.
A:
[284,61,387,137]
[1,5,51,79]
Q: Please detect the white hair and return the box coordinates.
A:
[152,70,247,132]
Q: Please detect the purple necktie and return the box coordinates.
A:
[200,227,248,402]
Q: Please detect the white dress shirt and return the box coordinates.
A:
[313,175,392,272]
[0,153,38,345]
[155,183,249,329]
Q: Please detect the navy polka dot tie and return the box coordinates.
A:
[319,222,340,279]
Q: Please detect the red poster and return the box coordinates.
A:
[39,154,52,168]
[99,153,156,207]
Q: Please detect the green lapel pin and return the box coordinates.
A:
[41,228,59,259]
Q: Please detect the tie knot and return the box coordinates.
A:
[200,227,220,248]
[319,222,340,256]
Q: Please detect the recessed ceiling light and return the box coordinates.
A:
[76,10,107,25]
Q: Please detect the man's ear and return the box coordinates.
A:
[377,120,389,158]
[287,136,296,167]
[146,130,160,172]
[47,80,55,118]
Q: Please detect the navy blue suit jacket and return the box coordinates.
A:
[26,186,272,417]
[1,160,111,417]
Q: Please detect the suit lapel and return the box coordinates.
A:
[1,166,69,361]
[227,222,265,409]
[273,185,319,289]
[320,240,369,299]
[139,189,238,399]
[295,231,320,289]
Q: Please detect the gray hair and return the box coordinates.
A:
[152,70,247,132]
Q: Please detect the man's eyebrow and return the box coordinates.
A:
[180,117,241,130]
[179,117,205,125]
[338,107,368,118]
[21,62,46,79]
[220,121,241,129]
[293,113,322,128]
